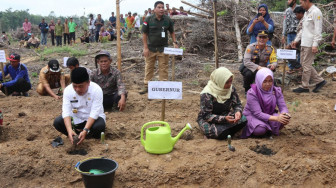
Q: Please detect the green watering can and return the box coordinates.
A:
[141,121,192,154]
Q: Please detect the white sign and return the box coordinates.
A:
[63,57,69,67]
[277,49,296,60]
[0,50,6,63]
[164,47,183,56]
[148,81,182,100]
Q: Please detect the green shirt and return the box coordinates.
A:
[142,14,174,52]
[55,24,63,36]
[68,22,77,33]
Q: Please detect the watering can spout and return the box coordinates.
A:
[172,123,192,146]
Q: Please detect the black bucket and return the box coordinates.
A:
[75,158,118,188]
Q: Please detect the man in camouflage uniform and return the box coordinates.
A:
[240,30,277,92]
[90,51,127,111]
[36,60,70,99]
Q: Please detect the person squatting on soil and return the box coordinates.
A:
[0,53,31,96]
[240,30,277,93]
[66,57,92,75]
[197,67,247,139]
[241,68,290,138]
[19,32,30,48]
[36,60,70,100]
[282,0,302,73]
[90,51,127,111]
[140,1,178,94]
[53,67,106,145]
[27,33,40,48]
[80,30,90,43]
[292,0,326,93]
[247,4,274,45]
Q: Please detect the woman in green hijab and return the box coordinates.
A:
[197,67,246,139]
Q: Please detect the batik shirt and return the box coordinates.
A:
[282,5,299,36]
[90,67,127,96]
[197,87,243,124]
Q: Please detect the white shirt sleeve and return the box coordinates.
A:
[62,86,73,118]
[312,10,323,47]
[89,85,103,120]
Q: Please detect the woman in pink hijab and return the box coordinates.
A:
[242,68,291,138]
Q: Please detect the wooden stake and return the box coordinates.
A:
[161,99,166,121]
[213,0,219,68]
[116,0,122,71]
[172,56,175,81]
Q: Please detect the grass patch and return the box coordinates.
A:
[39,46,88,57]
[31,72,38,78]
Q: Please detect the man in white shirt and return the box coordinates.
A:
[292,0,326,93]
[88,14,96,43]
[53,67,105,145]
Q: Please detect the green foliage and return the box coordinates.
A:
[39,46,87,59]
[0,9,89,33]
[288,100,300,112]
[203,64,213,75]
[217,10,228,16]
[31,72,38,78]
[100,36,109,43]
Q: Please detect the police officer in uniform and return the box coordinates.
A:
[36,59,70,99]
[240,30,277,92]
[140,1,178,94]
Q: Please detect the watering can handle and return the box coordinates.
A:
[141,121,170,147]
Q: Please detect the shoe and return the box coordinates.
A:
[312,80,326,93]
[139,87,148,95]
[293,87,309,93]
[22,92,29,97]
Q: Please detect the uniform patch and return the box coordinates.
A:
[247,49,251,53]
[143,22,147,26]
[317,16,320,20]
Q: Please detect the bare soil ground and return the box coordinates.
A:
[1,39,336,188]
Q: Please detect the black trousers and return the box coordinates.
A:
[240,67,256,92]
[56,36,62,46]
[27,42,40,48]
[63,33,70,45]
[95,30,100,42]
[103,92,127,109]
[69,32,76,41]
[217,121,247,140]
[1,78,31,96]
[50,30,55,46]
[53,115,105,139]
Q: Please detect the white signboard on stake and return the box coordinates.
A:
[148,81,182,100]
[164,47,183,56]
[277,49,296,60]
[0,50,6,63]
[63,57,69,67]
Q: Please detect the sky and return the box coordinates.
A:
[0,0,197,19]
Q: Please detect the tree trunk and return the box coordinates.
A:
[116,0,122,71]
[233,0,243,62]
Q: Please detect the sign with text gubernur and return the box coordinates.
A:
[0,50,6,63]
[148,81,182,100]
[277,49,296,60]
[164,47,183,56]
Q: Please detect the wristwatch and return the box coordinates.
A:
[83,128,90,133]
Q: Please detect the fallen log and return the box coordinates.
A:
[181,0,212,14]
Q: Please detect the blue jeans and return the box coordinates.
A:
[41,32,48,45]
[287,33,301,69]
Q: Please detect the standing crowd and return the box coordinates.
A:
[0,0,335,143]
